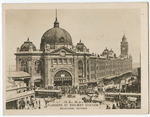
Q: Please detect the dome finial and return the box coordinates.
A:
[27,37,30,42]
[54,9,59,28]
[80,39,81,43]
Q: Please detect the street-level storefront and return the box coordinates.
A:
[6,90,35,109]
[8,71,31,87]
[6,100,17,109]
[34,79,42,87]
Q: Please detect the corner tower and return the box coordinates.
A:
[120,34,128,57]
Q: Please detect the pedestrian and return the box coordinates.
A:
[39,99,41,109]
[106,105,109,109]
[24,98,27,110]
[32,98,35,109]
[112,104,116,109]
[44,98,47,108]
[29,97,32,109]
[34,98,37,109]
[26,97,29,110]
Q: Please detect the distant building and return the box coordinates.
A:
[14,14,132,88]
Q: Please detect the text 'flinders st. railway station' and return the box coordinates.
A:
[14,16,132,88]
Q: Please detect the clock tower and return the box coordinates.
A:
[120,34,128,57]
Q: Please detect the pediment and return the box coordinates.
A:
[50,46,75,56]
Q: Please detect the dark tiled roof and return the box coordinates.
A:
[40,27,72,50]
[20,38,36,51]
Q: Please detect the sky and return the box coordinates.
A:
[5,9,140,67]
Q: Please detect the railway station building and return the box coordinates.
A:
[15,16,132,88]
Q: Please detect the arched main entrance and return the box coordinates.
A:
[34,79,42,87]
[54,70,72,86]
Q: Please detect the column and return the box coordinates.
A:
[85,57,88,82]
[41,59,45,87]
[84,56,86,78]
[89,59,91,81]
[48,58,53,86]
[105,60,107,78]
[111,60,113,75]
[72,57,75,86]
[30,59,34,87]
[44,56,48,88]
[95,59,97,80]
[74,56,79,86]
[28,58,32,75]
[16,56,20,71]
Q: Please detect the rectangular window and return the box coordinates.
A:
[53,59,57,64]
[63,59,67,64]
[68,58,72,64]
[58,59,62,64]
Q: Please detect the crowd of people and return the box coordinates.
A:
[104,75,140,93]
[106,97,140,109]
[20,74,141,110]
[17,97,41,110]
[34,84,98,96]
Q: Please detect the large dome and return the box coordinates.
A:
[40,18,72,50]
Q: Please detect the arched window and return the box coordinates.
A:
[20,60,28,73]
[59,37,64,43]
[78,60,83,78]
[35,60,42,75]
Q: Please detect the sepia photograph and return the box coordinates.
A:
[2,3,148,115]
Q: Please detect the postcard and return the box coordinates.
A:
[2,3,149,115]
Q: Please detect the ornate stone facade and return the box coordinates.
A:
[14,16,132,88]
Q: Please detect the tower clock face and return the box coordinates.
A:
[122,47,125,50]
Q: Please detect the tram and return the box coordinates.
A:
[104,92,141,101]
[35,89,62,99]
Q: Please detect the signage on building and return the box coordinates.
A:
[61,74,65,77]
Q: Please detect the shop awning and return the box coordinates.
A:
[7,71,31,79]
[34,79,42,82]
[104,75,118,80]
[104,70,132,80]
[6,90,35,102]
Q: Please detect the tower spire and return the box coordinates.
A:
[54,9,59,28]
[56,9,57,21]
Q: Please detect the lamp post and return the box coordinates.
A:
[118,77,121,102]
